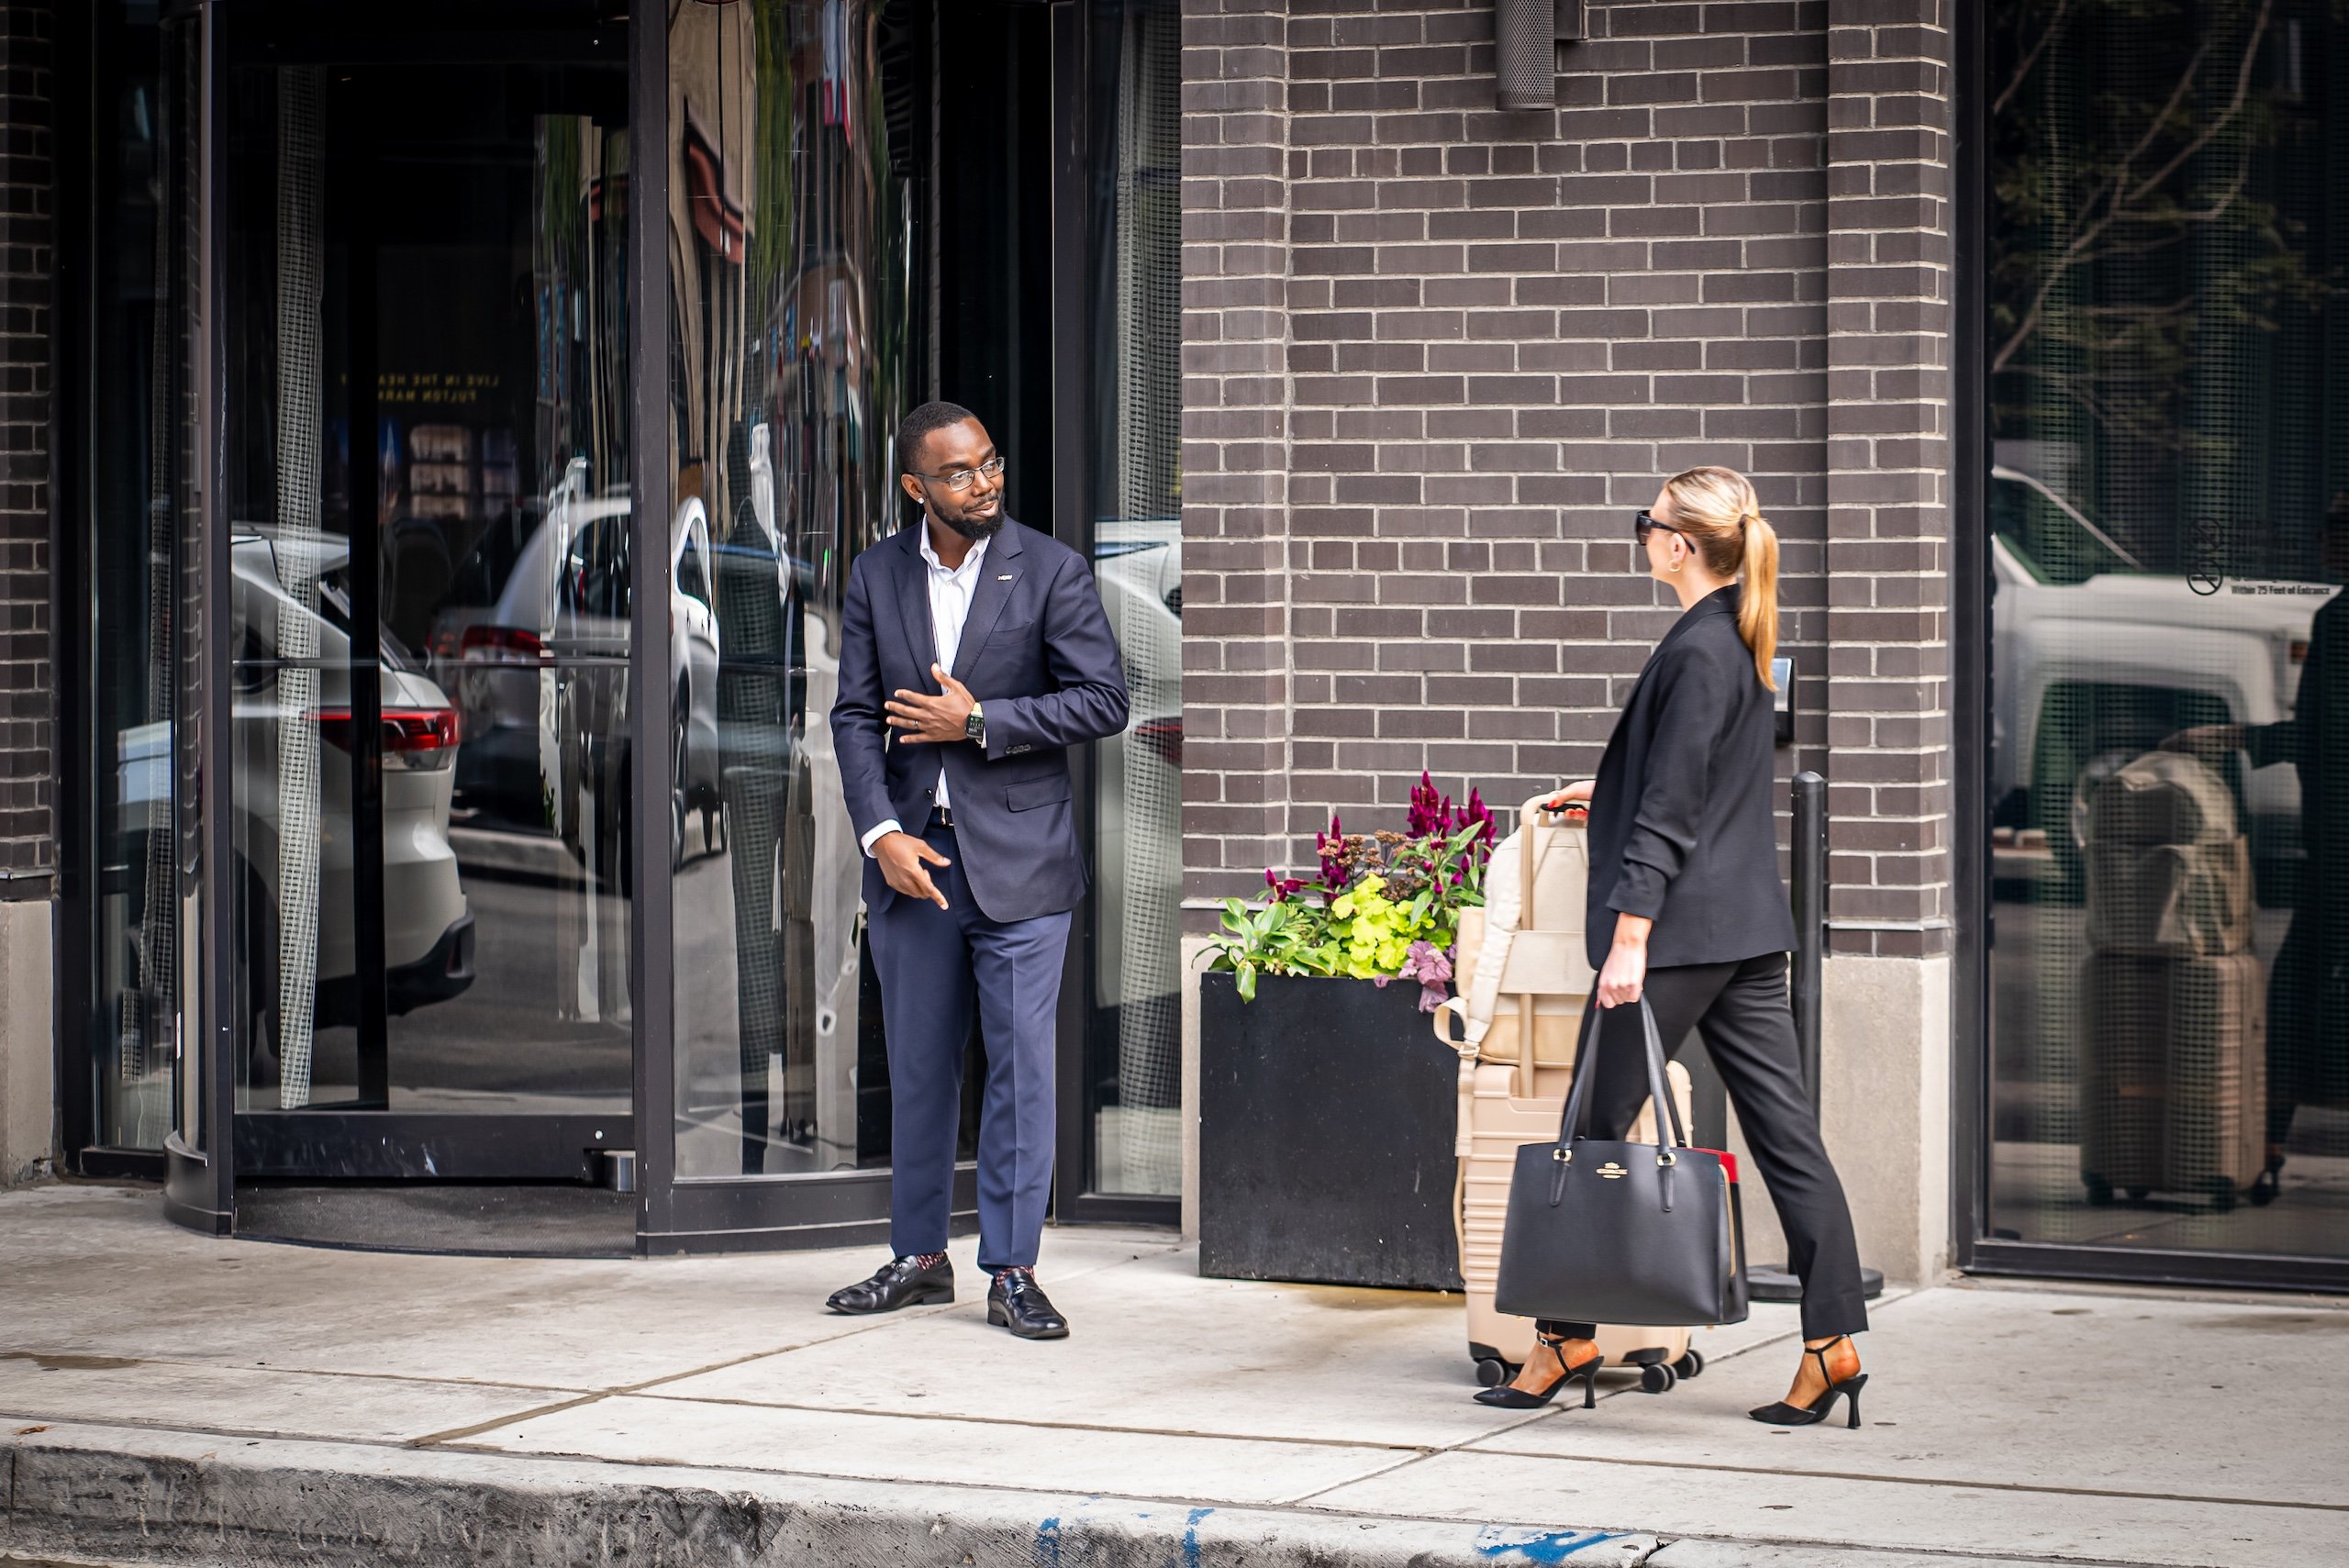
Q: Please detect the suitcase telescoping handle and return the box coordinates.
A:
[1514,790,1580,1099]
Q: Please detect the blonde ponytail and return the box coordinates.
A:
[1658,465,1780,690]
[1737,509,1779,691]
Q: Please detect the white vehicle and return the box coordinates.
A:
[1092,517,1183,1162]
[1990,464,2336,877]
[115,531,475,1055]
[435,460,722,840]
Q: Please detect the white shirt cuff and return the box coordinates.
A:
[861,819,904,857]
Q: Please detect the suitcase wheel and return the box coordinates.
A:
[1638,1362,1677,1395]
[1674,1348,1705,1380]
[1474,1357,1511,1388]
[2082,1172,2115,1207]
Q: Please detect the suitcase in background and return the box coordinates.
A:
[2077,753,2268,1210]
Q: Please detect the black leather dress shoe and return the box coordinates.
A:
[985,1267,1069,1339]
[826,1254,954,1315]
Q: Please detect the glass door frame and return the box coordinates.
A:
[163,0,234,1235]
[156,0,642,1218]
[235,1,633,1186]
[1048,0,1179,1229]
[138,0,1168,1250]
[1949,0,2349,1296]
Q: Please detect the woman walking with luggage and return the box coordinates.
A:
[1476,466,1871,1427]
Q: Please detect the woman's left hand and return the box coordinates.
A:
[1596,938,1647,1009]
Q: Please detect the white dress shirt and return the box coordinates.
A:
[860,528,989,855]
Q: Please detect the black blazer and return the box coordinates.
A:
[830,517,1130,924]
[1585,585,1798,970]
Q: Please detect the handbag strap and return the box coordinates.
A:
[1555,995,1686,1163]
[1640,997,1691,1150]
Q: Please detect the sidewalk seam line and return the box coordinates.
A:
[1450,1446,2349,1514]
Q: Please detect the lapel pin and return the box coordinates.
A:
[997,574,1014,581]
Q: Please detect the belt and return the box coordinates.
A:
[928,806,955,829]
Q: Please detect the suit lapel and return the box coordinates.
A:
[950,521,1027,683]
[893,529,938,680]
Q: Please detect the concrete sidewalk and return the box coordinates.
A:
[0,1184,2341,1568]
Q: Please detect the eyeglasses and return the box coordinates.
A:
[912,453,1006,493]
[1634,510,1681,545]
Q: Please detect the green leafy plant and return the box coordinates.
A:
[1201,772,1497,1007]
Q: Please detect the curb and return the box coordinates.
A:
[3,1423,1657,1568]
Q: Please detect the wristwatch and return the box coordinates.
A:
[965,700,985,747]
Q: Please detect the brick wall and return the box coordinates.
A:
[0,0,51,895]
[1180,0,1954,949]
[1820,0,1954,957]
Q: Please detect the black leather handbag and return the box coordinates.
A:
[1493,998,1749,1327]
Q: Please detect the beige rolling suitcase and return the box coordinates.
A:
[2076,754,2269,1210]
[1434,795,1707,1392]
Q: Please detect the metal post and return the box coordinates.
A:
[1791,771,1826,1102]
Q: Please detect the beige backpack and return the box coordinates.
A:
[1433,793,1595,1091]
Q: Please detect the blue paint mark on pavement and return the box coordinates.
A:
[1182,1506,1212,1568]
[1472,1526,1627,1563]
[1033,1515,1061,1568]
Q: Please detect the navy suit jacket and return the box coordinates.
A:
[830,517,1130,923]
[1585,585,1798,971]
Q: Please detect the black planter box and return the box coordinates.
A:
[1198,971,1464,1291]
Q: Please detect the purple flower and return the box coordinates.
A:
[1418,983,1448,1013]
[1399,940,1453,985]
[1318,813,1349,889]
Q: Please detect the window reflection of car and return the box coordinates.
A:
[1990,464,2337,890]
[430,460,722,865]
[119,533,476,1065]
[1093,518,1183,1019]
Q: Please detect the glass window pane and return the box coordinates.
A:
[1085,0,1182,1198]
[1987,0,2349,1261]
[92,9,187,1151]
[220,58,632,1118]
[668,0,917,1178]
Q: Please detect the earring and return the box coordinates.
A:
[1668,553,1684,574]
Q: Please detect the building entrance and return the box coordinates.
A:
[214,17,637,1194]
[73,0,1179,1253]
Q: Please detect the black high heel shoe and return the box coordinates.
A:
[1748,1336,1868,1428]
[2247,1151,2284,1207]
[1474,1334,1604,1410]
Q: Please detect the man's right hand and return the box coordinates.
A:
[875,831,952,910]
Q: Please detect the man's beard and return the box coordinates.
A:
[941,509,1004,540]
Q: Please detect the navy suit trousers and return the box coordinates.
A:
[865,817,1070,1269]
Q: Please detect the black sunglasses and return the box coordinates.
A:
[1634,510,1681,545]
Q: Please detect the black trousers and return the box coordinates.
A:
[1541,952,1869,1344]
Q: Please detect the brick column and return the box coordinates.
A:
[1181,0,1294,907]
[1817,0,1957,1282]
[0,0,54,1188]
[0,0,51,889]
[1822,0,1954,961]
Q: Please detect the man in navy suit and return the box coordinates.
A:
[824,401,1129,1339]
